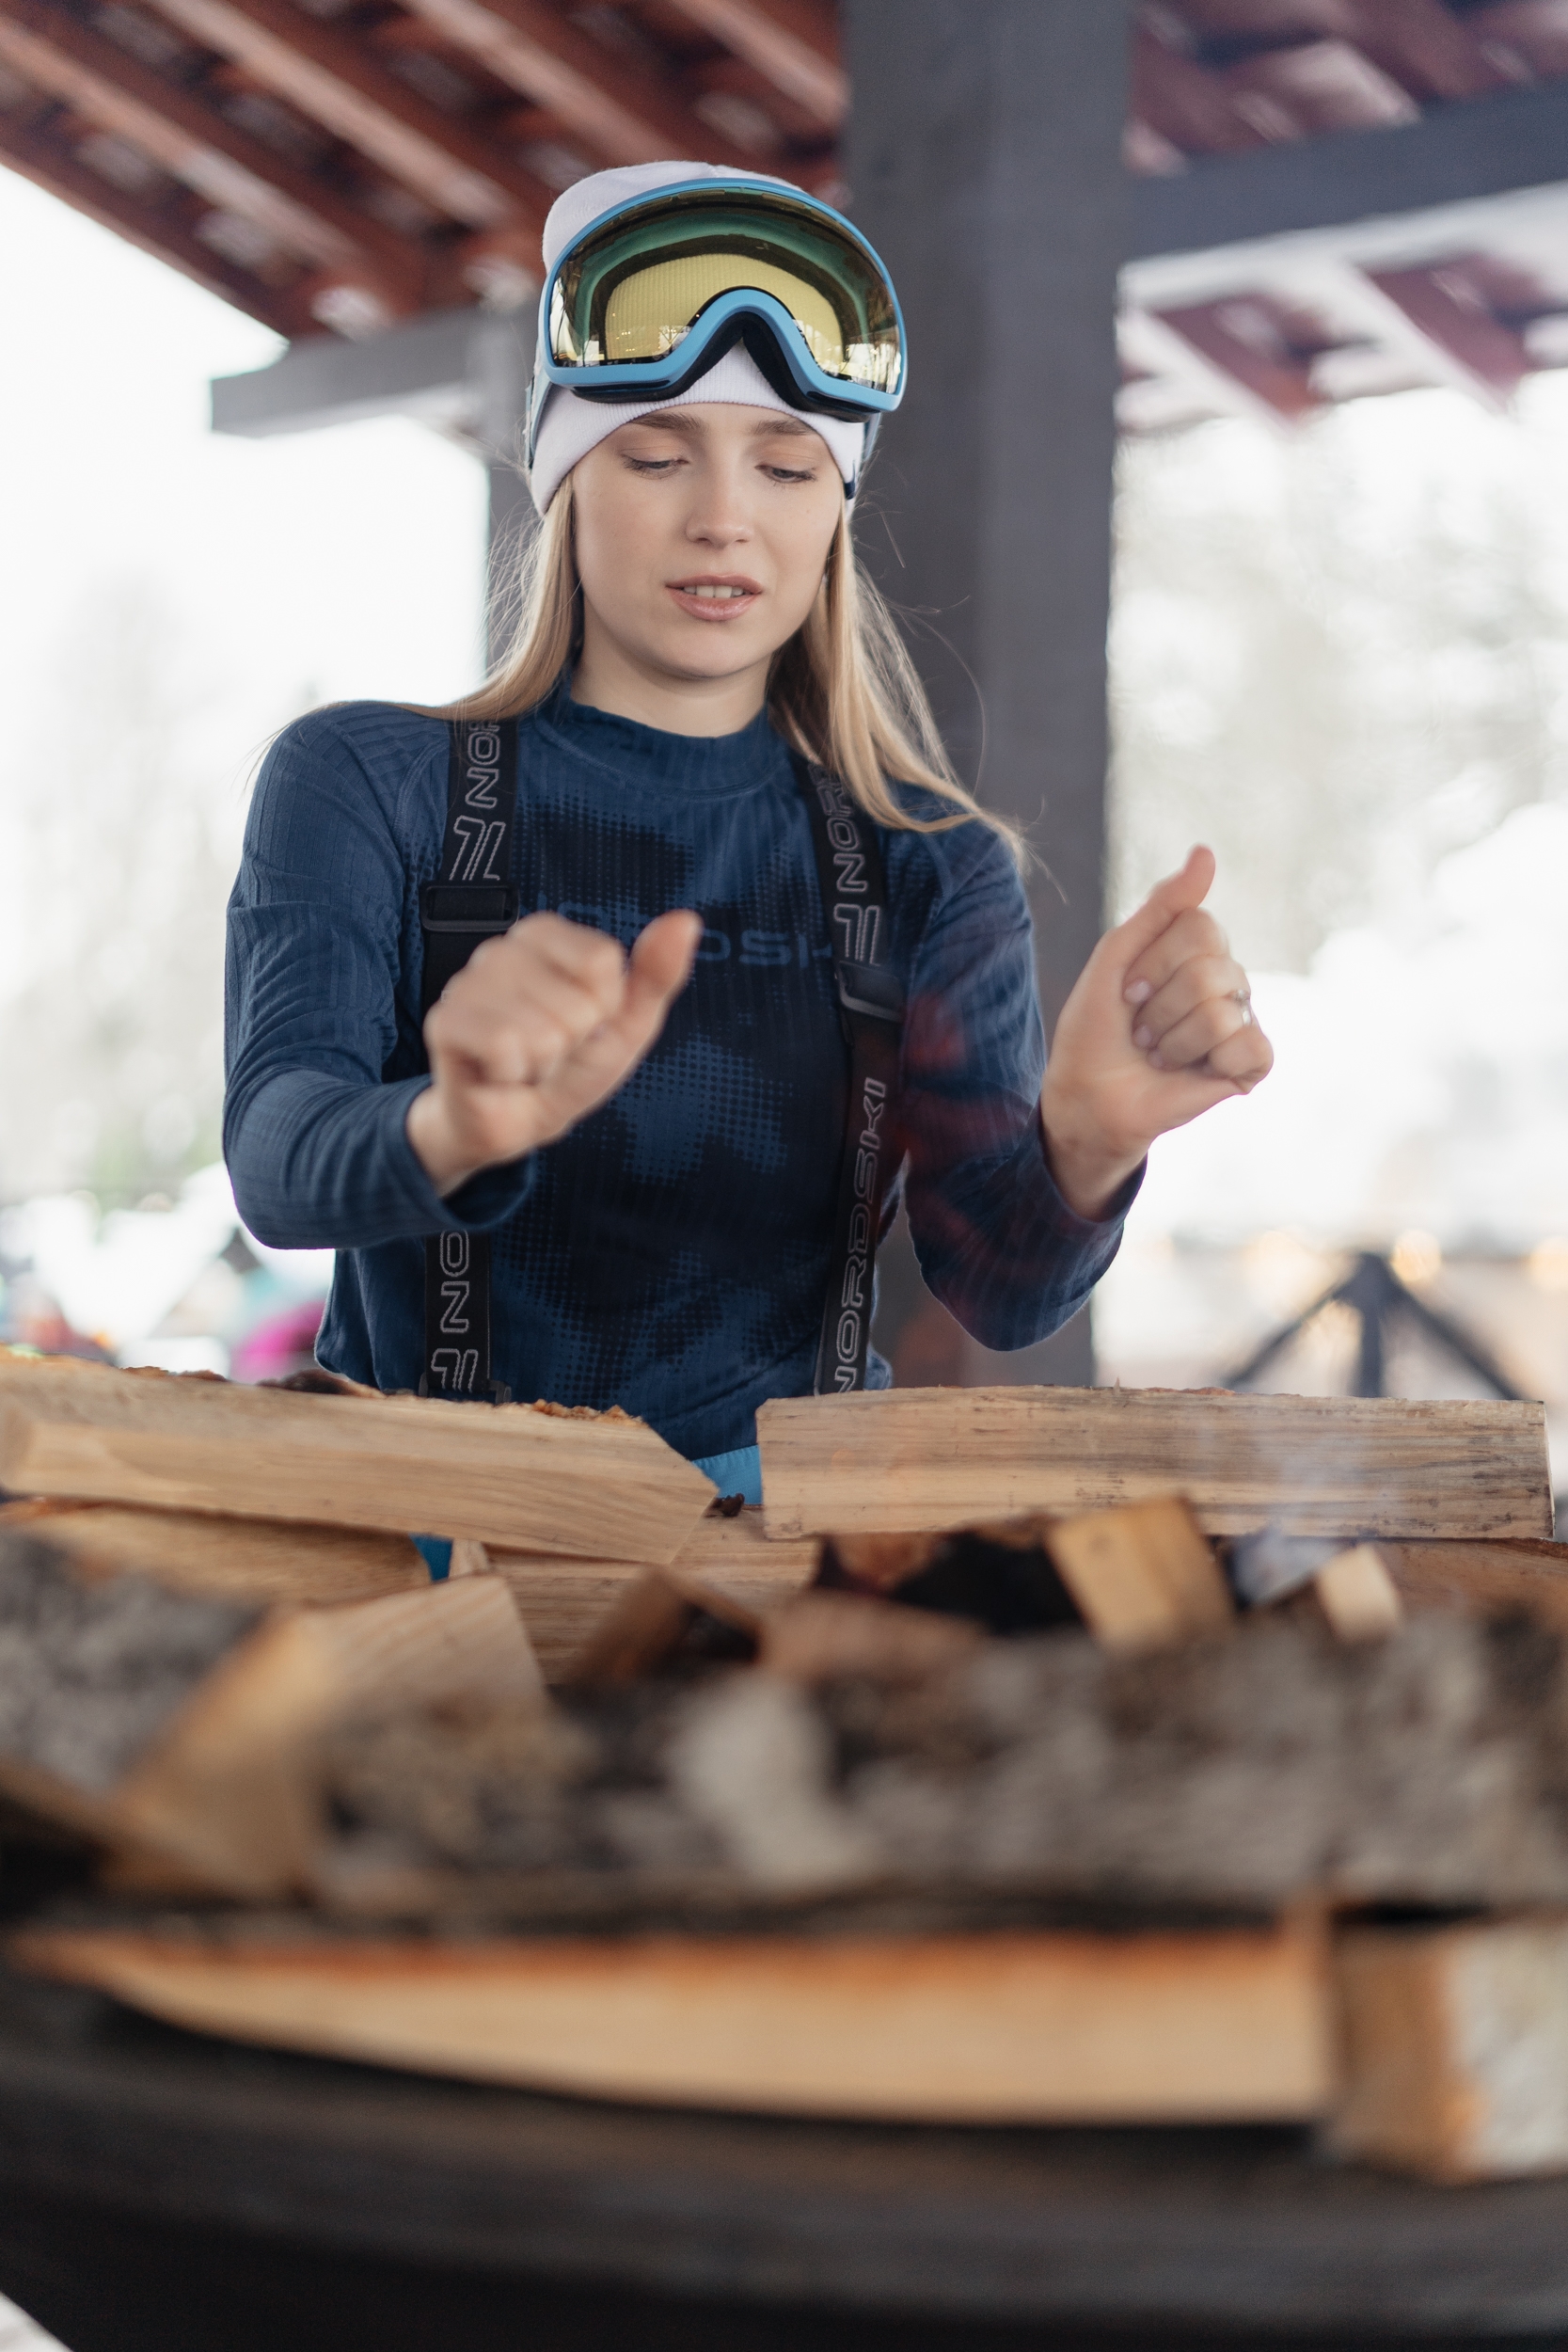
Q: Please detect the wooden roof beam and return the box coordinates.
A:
[141,0,550,230]
[657,0,845,133]
[0,0,417,299]
[0,104,307,331]
[1365,261,1532,395]
[397,0,753,170]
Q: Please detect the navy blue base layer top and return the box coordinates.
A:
[224,687,1139,1462]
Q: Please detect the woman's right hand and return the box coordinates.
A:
[406,909,703,1197]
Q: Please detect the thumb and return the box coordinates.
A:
[623,909,703,1018]
[1101,846,1216,979]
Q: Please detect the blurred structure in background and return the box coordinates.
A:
[4,1,1568,1468]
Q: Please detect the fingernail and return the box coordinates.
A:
[1132,1025,1151,1051]
[1124,980,1151,1005]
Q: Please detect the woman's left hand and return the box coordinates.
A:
[1038,846,1274,1219]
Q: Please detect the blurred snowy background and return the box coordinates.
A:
[4,155,1568,1471]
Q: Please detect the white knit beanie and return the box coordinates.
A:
[527,162,866,517]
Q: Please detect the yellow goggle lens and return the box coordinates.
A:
[604,253,847,376]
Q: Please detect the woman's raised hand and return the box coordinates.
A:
[1038,847,1274,1220]
[407,910,703,1197]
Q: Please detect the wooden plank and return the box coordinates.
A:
[1043,1499,1230,1650]
[0,1355,716,1563]
[1332,1916,1568,2181]
[0,1501,427,1607]
[10,1921,1333,2123]
[490,1507,816,1681]
[566,1569,759,1686]
[757,1388,1552,1543]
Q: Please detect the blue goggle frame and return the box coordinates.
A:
[527,177,907,472]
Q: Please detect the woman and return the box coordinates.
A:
[225,162,1272,1505]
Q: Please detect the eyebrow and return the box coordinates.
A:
[624,409,818,439]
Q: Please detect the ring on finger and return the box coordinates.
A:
[1232,986,1253,1028]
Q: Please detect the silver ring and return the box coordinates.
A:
[1233,988,1253,1027]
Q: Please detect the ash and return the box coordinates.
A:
[0,1531,260,1792]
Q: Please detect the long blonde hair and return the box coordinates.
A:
[438,482,1019,850]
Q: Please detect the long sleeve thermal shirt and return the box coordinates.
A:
[224,689,1138,1460]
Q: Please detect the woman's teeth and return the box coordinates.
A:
[683,584,748,599]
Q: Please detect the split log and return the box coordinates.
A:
[490,1508,817,1681]
[9,1918,1332,2124]
[0,1353,715,1563]
[1377,1538,1568,1629]
[1043,1501,1231,1650]
[567,1571,760,1686]
[1313,1546,1403,1643]
[0,1501,426,1607]
[1332,1916,1568,2180]
[757,1387,1552,1542]
[0,1528,541,1895]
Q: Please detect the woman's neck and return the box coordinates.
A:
[570,622,768,738]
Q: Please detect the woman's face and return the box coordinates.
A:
[570,404,844,703]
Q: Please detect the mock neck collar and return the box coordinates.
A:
[536,677,787,800]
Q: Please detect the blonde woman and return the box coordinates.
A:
[225,162,1272,1510]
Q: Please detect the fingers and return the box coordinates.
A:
[1129,950,1248,1057]
[424,914,627,1087]
[570,911,702,1072]
[1098,846,1217,983]
[1123,906,1230,1009]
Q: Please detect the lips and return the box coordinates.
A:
[666,575,763,622]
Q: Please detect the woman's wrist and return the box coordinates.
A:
[1038,1091,1144,1222]
[406,1087,483,1200]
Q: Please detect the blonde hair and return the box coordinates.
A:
[438,482,1020,851]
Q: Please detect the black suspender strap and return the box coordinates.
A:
[794,757,906,1394]
[418,718,519,1404]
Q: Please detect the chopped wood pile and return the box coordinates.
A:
[6,1349,1568,2182]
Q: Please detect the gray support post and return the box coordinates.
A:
[847,0,1132,1389]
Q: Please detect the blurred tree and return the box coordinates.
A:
[1111,387,1568,972]
[0,580,294,1205]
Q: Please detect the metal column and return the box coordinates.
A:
[847,0,1132,1389]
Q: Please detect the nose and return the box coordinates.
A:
[683,457,753,551]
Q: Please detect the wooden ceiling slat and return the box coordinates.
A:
[398,0,751,170]
[1369,260,1533,389]
[141,0,550,229]
[0,0,418,290]
[1341,0,1520,103]
[0,101,305,327]
[656,0,844,132]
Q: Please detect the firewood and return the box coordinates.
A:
[309,1611,1568,1917]
[0,1352,715,1563]
[0,1528,542,1895]
[10,1917,1332,2124]
[760,1592,984,1685]
[566,1570,760,1686]
[757,1387,1551,1542]
[0,1500,426,1606]
[1377,1538,1568,1629]
[1043,1500,1231,1649]
[817,1518,1083,1636]
[1313,1545,1403,1642]
[490,1508,817,1681]
[1331,1917,1568,2179]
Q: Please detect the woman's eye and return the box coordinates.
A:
[765,465,817,484]
[626,455,681,474]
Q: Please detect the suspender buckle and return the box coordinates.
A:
[835,960,905,1023]
[420,881,518,934]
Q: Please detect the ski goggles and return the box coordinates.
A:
[528,178,906,464]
